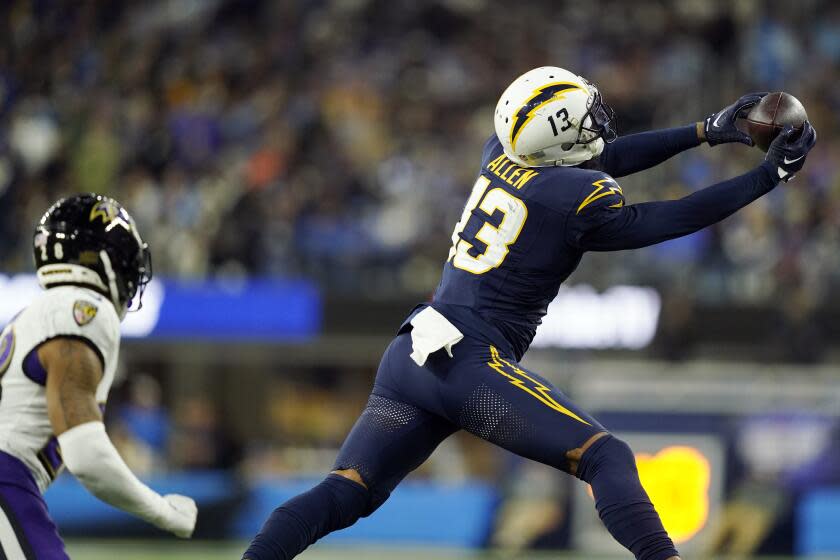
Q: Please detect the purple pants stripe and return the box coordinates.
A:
[0,490,36,559]
[0,451,67,560]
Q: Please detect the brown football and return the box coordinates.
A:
[740,92,807,152]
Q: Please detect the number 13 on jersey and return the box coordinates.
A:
[447,175,528,274]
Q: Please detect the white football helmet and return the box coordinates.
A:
[494,66,617,167]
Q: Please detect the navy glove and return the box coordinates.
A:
[765,121,817,182]
[703,92,768,146]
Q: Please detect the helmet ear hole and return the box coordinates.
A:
[561,143,574,151]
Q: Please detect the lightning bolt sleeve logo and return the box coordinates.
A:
[576,178,625,214]
[487,346,591,425]
[510,82,583,151]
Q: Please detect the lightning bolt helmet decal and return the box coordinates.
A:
[510,82,584,151]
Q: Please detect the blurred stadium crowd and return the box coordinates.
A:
[0,0,838,304]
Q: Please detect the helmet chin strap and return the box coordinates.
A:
[98,250,126,319]
[37,264,108,293]
[508,137,605,168]
[556,137,605,167]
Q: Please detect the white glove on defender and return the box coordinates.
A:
[58,421,197,538]
[156,494,198,538]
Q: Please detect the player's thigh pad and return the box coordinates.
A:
[440,341,606,473]
[333,394,456,515]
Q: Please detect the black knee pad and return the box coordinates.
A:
[365,487,392,517]
[353,473,398,518]
[322,474,370,529]
[576,434,637,483]
[329,467,394,518]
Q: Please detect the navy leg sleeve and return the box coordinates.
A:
[243,474,367,560]
[243,387,456,560]
[577,435,680,560]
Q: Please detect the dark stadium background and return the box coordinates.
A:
[0,1,838,558]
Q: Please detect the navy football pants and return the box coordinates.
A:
[333,332,606,512]
[245,332,678,560]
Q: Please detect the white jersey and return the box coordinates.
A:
[0,286,120,492]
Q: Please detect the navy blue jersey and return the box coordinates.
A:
[429,129,779,360]
[433,135,624,359]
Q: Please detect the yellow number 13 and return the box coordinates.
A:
[447,176,528,275]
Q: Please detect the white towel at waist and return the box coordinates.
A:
[408,307,464,366]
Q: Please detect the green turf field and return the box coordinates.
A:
[64,542,480,560]
[66,542,489,560]
[63,541,838,560]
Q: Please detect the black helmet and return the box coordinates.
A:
[33,194,152,317]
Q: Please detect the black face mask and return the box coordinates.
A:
[126,244,153,313]
[577,88,617,145]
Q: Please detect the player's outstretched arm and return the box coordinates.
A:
[597,124,701,178]
[569,121,816,251]
[41,338,197,538]
[597,93,766,178]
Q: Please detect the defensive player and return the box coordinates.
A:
[0,194,197,558]
[244,67,817,560]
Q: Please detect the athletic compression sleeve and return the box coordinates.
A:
[58,421,195,537]
[597,125,701,178]
[567,161,780,252]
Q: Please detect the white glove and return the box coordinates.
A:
[59,422,199,539]
[154,494,198,538]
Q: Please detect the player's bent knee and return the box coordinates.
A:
[331,468,368,489]
[575,433,638,484]
[244,472,372,558]
[321,473,370,529]
[330,467,393,518]
[566,431,609,476]
[608,437,638,469]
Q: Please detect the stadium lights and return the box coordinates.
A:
[531,284,662,349]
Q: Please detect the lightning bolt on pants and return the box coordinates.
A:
[243,332,678,560]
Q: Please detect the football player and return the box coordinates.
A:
[0,194,197,558]
[244,67,817,560]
